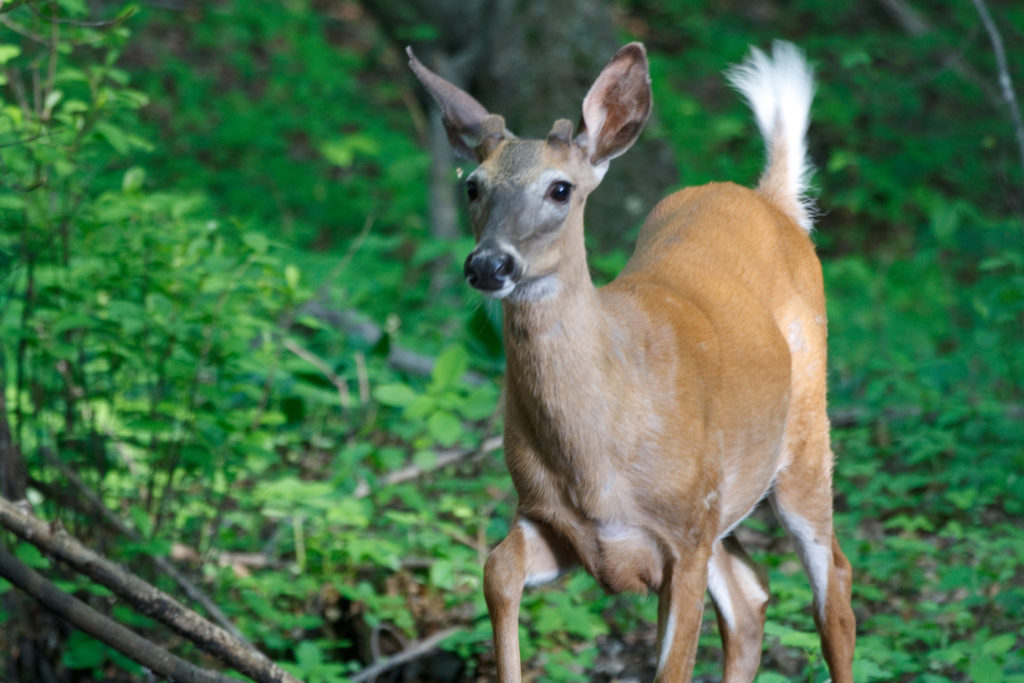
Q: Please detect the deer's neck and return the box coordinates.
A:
[501,227,630,456]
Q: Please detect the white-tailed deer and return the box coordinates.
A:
[408,41,856,682]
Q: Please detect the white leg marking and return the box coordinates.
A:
[777,509,830,620]
[523,567,562,587]
[707,560,736,631]
[736,561,769,609]
[708,549,768,634]
[657,612,677,674]
[516,519,568,588]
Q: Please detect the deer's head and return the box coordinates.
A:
[408,44,652,301]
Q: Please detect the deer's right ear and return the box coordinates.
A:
[577,43,652,168]
[407,47,509,162]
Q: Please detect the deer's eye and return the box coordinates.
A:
[547,181,572,203]
[465,179,480,202]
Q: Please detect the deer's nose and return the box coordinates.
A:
[464,248,522,295]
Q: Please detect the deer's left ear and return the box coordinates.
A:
[407,47,511,161]
[576,43,652,167]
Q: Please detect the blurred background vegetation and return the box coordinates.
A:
[0,0,1021,681]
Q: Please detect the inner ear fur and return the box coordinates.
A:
[578,43,652,166]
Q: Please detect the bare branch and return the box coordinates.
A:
[0,497,301,683]
[0,545,242,683]
[969,0,1024,183]
[874,0,999,103]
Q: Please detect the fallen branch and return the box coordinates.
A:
[0,497,300,683]
[39,447,250,645]
[0,545,242,683]
[347,626,463,683]
[300,303,488,385]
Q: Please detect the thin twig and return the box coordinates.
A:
[313,209,377,302]
[0,14,48,44]
[874,0,999,103]
[0,546,243,683]
[0,498,300,683]
[284,338,352,409]
[347,626,463,683]
[352,435,502,500]
[969,0,1024,183]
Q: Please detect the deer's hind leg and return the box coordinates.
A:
[707,534,770,682]
[770,440,856,683]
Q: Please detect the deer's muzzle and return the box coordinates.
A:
[464,246,523,298]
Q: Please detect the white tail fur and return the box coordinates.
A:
[727,41,816,231]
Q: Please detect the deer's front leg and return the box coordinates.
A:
[654,550,712,683]
[484,518,578,683]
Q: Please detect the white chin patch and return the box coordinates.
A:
[509,275,559,302]
[479,282,517,299]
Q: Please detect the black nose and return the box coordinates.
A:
[464,250,519,292]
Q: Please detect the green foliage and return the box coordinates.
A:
[1,1,1022,681]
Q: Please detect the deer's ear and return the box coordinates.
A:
[407,47,510,161]
[576,43,652,167]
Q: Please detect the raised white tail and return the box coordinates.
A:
[727,41,816,231]
[409,41,855,683]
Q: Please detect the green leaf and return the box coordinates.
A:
[285,263,300,290]
[841,50,871,69]
[294,641,322,669]
[15,543,49,569]
[430,345,469,392]
[429,559,456,590]
[320,135,380,167]
[0,45,21,65]
[968,655,1004,682]
[128,506,153,537]
[412,449,436,470]
[56,0,88,15]
[427,410,462,446]
[122,166,146,193]
[460,384,499,420]
[63,631,108,669]
[243,231,269,254]
[982,633,1017,657]
[373,383,417,408]
[763,621,820,651]
[94,120,130,154]
[0,194,25,210]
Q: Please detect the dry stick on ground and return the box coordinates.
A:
[0,497,301,683]
[969,0,1024,181]
[38,447,251,646]
[0,546,242,683]
[347,626,463,683]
